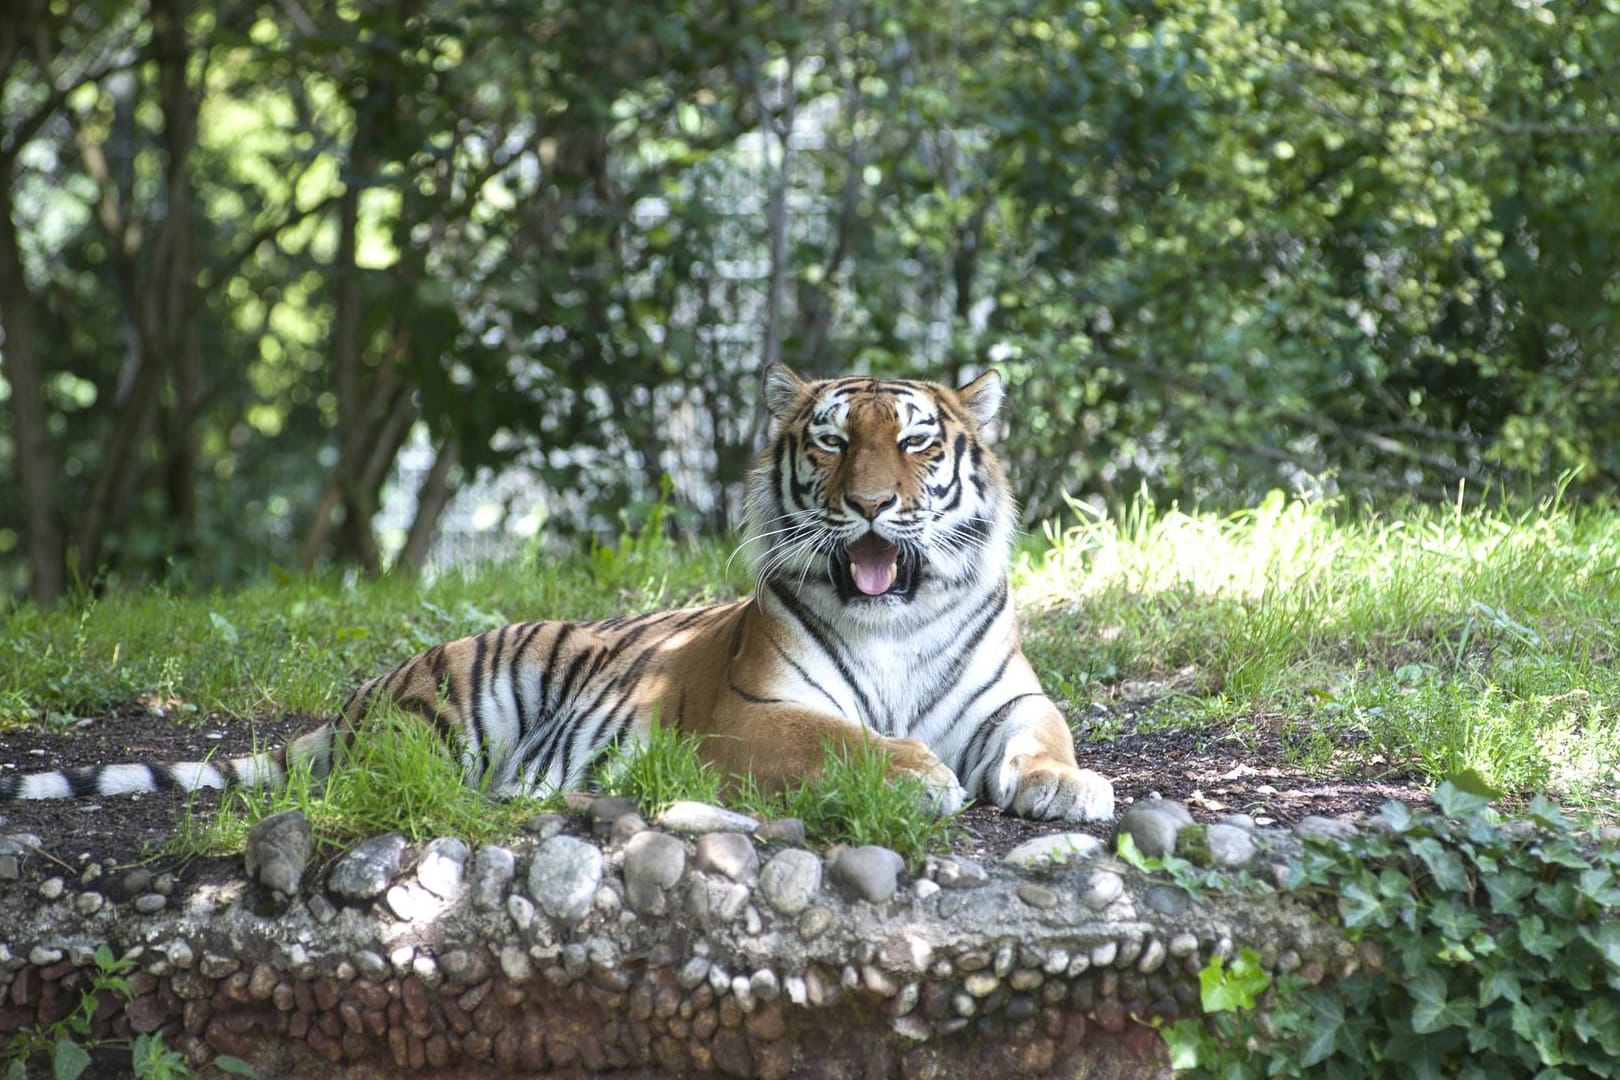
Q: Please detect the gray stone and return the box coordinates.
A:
[1137,797,1195,827]
[1079,870,1125,911]
[470,845,516,910]
[385,882,439,922]
[799,906,834,938]
[75,891,104,916]
[500,944,532,982]
[1137,938,1167,973]
[1220,813,1258,831]
[611,813,649,842]
[416,836,469,899]
[1205,823,1259,869]
[695,832,759,884]
[37,877,63,901]
[590,795,640,831]
[655,801,760,834]
[122,868,153,895]
[830,846,904,903]
[1169,932,1200,957]
[925,855,988,889]
[1294,815,1359,843]
[754,818,807,845]
[306,894,337,924]
[527,835,603,923]
[134,893,166,913]
[328,834,406,900]
[758,849,823,915]
[750,968,780,1001]
[244,810,314,899]
[686,877,750,927]
[0,855,17,881]
[678,956,711,989]
[623,831,687,915]
[1115,805,1182,859]
[28,946,63,966]
[523,813,567,838]
[153,873,175,896]
[1017,882,1059,909]
[506,893,535,930]
[1143,883,1193,917]
[1002,833,1104,870]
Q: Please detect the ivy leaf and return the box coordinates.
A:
[1380,799,1415,833]
[1432,781,1491,820]
[1199,947,1271,1013]
[1485,867,1534,913]
[1478,965,1522,1007]
[1409,836,1470,892]
[1408,969,1476,1034]
[1524,794,1571,831]
[1515,914,1565,961]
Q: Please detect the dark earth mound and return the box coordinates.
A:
[0,704,1428,886]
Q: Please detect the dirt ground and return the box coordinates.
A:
[0,703,1429,885]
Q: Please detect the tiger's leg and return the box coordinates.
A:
[696,705,967,816]
[982,696,1115,822]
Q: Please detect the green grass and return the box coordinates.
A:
[8,488,1620,846]
[1018,489,1620,809]
[734,740,962,865]
[594,714,725,814]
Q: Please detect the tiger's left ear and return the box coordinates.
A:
[956,370,1004,428]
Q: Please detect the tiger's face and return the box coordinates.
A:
[745,367,1012,610]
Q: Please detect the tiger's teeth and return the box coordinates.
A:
[887,560,897,578]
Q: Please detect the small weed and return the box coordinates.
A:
[1,944,255,1079]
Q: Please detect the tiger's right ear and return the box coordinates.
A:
[763,364,809,420]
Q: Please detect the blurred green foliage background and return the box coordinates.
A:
[3,0,1617,602]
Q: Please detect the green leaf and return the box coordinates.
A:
[1159,1018,1207,1070]
[209,611,241,645]
[213,1055,260,1078]
[1516,914,1565,961]
[1409,969,1476,1034]
[1199,948,1271,1013]
[1446,767,1504,801]
[1409,836,1471,892]
[1478,966,1522,1007]
[52,1039,91,1080]
[1432,781,1492,820]
[1525,795,1571,831]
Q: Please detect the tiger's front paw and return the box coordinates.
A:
[1006,755,1115,822]
[882,737,967,818]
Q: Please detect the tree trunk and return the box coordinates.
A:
[396,436,459,575]
[0,170,65,604]
[73,0,198,578]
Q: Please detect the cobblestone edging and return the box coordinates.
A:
[0,797,1357,1078]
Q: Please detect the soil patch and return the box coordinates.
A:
[0,704,1429,884]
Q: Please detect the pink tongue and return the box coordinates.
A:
[848,536,899,596]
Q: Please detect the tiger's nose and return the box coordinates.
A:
[847,493,898,520]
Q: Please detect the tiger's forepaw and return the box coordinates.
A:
[884,737,967,818]
[1006,757,1115,823]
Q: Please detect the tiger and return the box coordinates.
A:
[0,367,1115,823]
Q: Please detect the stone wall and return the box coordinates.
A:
[0,796,1351,1078]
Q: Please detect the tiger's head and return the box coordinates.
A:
[744,367,1014,615]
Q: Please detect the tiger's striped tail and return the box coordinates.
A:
[0,725,337,802]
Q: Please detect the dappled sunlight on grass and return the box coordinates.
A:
[1016,491,1620,805]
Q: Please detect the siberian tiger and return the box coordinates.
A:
[0,367,1115,823]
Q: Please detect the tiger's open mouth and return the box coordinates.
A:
[833,534,918,601]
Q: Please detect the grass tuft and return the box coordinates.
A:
[593,715,723,813]
[737,739,961,866]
